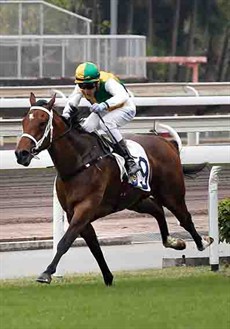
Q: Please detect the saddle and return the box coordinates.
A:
[93,131,114,153]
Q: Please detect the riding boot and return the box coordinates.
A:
[115,139,141,177]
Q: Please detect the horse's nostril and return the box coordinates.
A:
[21,150,29,157]
[15,149,30,161]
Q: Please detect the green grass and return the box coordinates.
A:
[0,267,229,329]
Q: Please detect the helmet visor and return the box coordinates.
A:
[78,82,96,90]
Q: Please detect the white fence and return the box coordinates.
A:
[1,95,229,146]
[1,143,229,171]
[1,95,229,108]
[0,82,229,97]
[1,114,229,148]
[209,166,222,271]
[0,1,146,79]
[0,35,146,79]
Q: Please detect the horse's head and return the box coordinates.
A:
[15,92,56,166]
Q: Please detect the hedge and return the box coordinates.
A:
[218,198,230,243]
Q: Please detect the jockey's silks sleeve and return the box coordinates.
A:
[103,78,130,110]
[63,85,82,117]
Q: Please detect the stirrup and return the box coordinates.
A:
[128,173,138,186]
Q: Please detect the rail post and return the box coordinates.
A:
[187,132,200,146]
[208,166,222,271]
[53,177,65,277]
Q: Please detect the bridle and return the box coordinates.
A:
[21,106,54,155]
[20,104,112,179]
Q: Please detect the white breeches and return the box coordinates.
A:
[82,106,136,142]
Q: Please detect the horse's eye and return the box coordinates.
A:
[39,122,46,129]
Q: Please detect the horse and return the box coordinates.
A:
[15,92,213,285]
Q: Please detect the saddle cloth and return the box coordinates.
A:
[113,140,151,192]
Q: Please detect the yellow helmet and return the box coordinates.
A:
[75,62,100,84]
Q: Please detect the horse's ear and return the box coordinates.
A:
[48,93,56,110]
[30,92,36,105]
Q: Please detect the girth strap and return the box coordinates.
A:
[59,152,112,181]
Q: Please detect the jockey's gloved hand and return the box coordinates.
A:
[62,103,77,123]
[62,103,74,119]
[90,102,107,113]
[62,113,70,121]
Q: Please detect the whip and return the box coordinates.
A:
[96,112,119,145]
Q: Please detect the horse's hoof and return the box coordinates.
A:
[198,236,214,251]
[174,239,186,250]
[164,237,186,250]
[36,272,52,284]
[104,273,114,286]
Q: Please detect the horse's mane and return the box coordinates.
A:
[34,99,85,132]
[68,110,85,131]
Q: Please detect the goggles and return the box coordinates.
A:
[78,83,96,90]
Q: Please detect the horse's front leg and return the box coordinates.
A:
[36,201,94,284]
[80,223,113,286]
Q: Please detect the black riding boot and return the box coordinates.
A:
[115,139,141,177]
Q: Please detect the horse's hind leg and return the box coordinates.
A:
[129,197,186,250]
[164,196,213,251]
[80,223,113,286]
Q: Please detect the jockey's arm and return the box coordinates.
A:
[104,78,130,110]
[63,85,82,119]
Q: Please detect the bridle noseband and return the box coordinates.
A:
[21,106,53,154]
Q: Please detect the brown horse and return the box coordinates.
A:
[15,93,213,285]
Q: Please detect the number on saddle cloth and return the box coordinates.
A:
[114,140,151,192]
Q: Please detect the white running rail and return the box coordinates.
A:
[1,115,229,146]
[1,96,229,108]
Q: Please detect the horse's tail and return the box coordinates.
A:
[170,139,179,151]
[161,125,207,176]
[169,141,207,172]
[168,140,208,176]
[182,162,208,176]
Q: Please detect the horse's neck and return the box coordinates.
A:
[49,116,98,178]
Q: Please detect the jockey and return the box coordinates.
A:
[62,61,141,178]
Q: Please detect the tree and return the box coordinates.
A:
[168,0,181,81]
[185,0,197,81]
[43,0,230,81]
[197,0,229,81]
